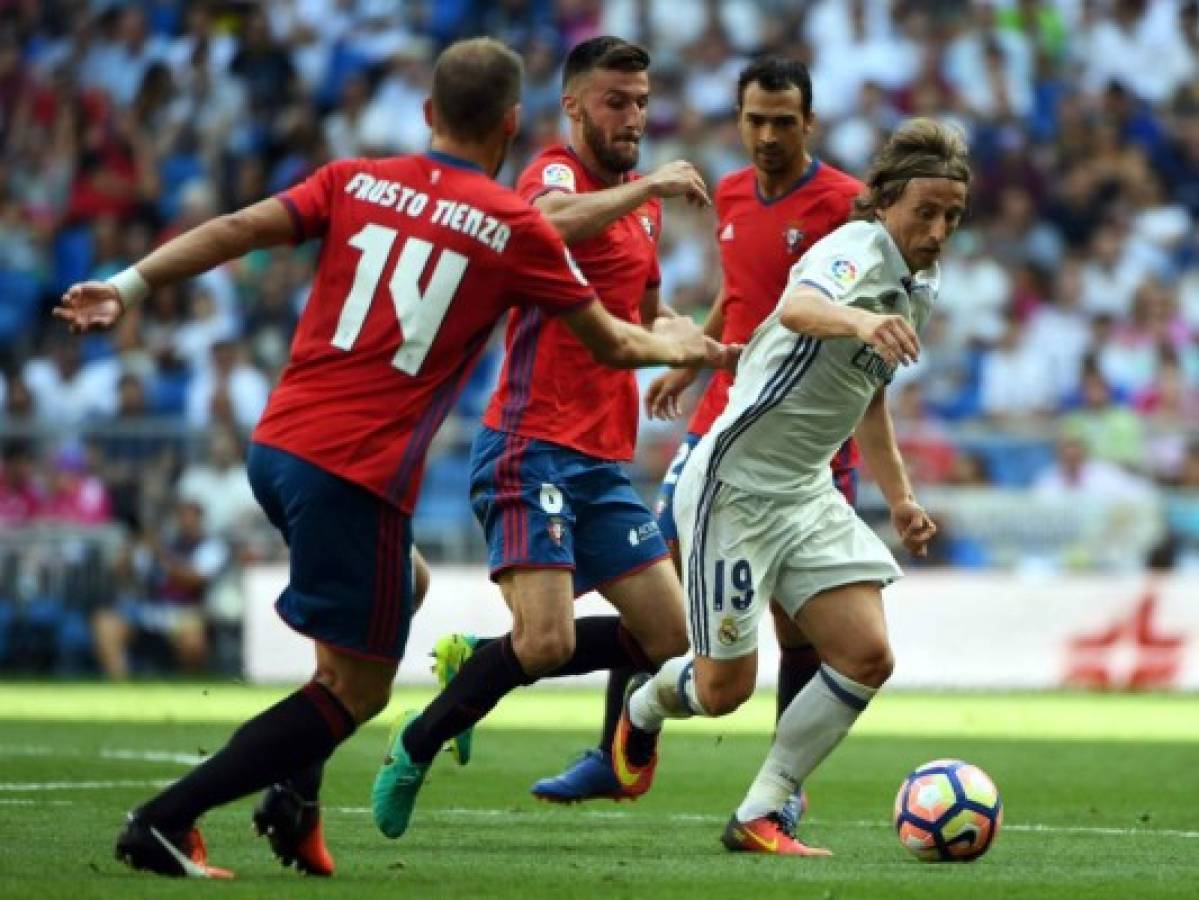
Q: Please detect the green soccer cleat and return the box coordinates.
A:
[371,711,430,840]
[431,633,479,765]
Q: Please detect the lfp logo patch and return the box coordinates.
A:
[827,257,859,288]
[542,163,576,191]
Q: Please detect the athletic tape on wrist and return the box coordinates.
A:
[106,267,151,308]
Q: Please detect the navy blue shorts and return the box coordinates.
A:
[247,442,414,662]
[470,427,669,596]
[654,432,701,546]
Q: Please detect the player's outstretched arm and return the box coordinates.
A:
[54,198,296,332]
[854,387,936,557]
[536,160,710,244]
[644,286,726,419]
[779,287,919,368]
[563,300,734,370]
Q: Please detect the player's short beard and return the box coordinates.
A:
[581,109,639,174]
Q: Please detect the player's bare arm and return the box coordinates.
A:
[563,300,733,370]
[54,197,295,333]
[779,286,919,368]
[645,285,727,420]
[535,160,710,244]
[854,386,936,557]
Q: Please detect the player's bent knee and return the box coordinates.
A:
[837,642,894,689]
[639,622,689,665]
[512,630,575,676]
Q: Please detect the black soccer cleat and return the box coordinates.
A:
[253,784,334,876]
[114,811,233,878]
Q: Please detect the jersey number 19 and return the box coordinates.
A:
[332,222,468,376]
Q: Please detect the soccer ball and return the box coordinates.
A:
[893,758,1003,862]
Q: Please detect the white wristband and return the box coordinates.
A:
[106,266,151,308]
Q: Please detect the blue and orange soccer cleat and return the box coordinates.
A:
[371,711,430,839]
[530,749,622,803]
[253,783,334,876]
[430,633,479,766]
[115,812,234,878]
[609,673,659,799]
[720,812,832,857]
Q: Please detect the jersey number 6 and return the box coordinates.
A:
[332,223,468,376]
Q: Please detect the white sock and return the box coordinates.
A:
[629,657,705,732]
[736,664,876,823]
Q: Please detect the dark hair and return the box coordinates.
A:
[736,56,813,117]
[431,37,524,142]
[562,36,650,89]
[852,118,972,219]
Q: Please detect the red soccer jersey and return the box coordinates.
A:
[482,145,662,461]
[689,160,865,470]
[252,152,595,513]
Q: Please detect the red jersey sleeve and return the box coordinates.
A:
[517,153,582,204]
[275,159,358,243]
[508,210,597,316]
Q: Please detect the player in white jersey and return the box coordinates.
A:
[611,119,970,856]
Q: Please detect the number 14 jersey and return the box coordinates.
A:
[252,153,596,513]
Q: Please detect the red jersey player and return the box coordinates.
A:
[55,38,722,879]
[369,37,719,840]
[534,58,866,818]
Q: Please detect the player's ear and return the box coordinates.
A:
[423,98,434,128]
[503,103,521,139]
[562,89,581,123]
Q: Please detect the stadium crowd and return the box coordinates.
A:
[1,0,1198,674]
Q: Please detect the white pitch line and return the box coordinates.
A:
[329,806,1199,840]
[0,745,203,765]
[0,779,171,792]
[0,799,72,806]
[99,749,206,766]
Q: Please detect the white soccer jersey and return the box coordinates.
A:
[689,219,939,500]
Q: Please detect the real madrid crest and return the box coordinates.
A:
[718,615,739,646]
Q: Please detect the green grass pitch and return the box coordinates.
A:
[1,684,1197,899]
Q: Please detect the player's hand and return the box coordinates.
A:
[855,312,919,368]
[891,499,936,557]
[53,281,125,333]
[646,160,711,207]
[645,367,699,420]
[652,315,729,368]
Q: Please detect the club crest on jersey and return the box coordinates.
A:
[718,616,739,646]
[720,222,734,241]
[827,257,859,288]
[639,213,655,239]
[548,516,566,547]
[783,223,805,254]
[542,163,576,191]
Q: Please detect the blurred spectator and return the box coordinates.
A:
[176,425,259,540]
[1033,430,1154,500]
[94,372,178,530]
[39,443,112,526]
[185,339,269,435]
[22,334,119,425]
[92,499,227,679]
[0,441,41,527]
[978,311,1055,420]
[1062,364,1146,469]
